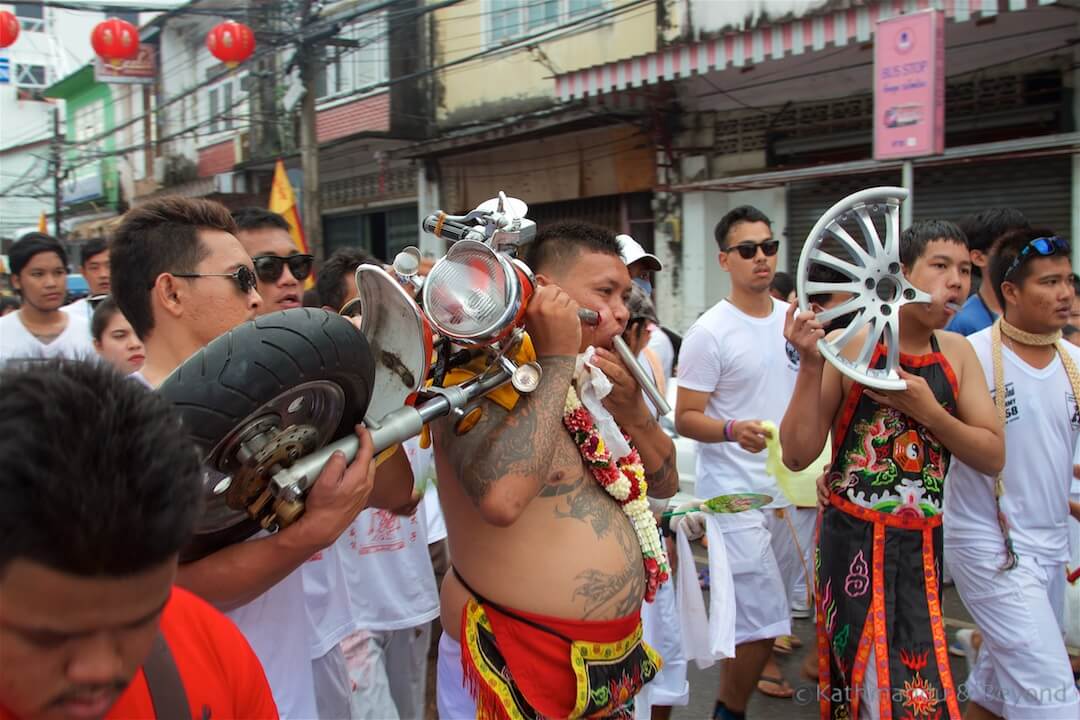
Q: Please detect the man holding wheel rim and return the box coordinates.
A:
[110,196,379,719]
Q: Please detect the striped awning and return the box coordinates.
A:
[554,0,1060,102]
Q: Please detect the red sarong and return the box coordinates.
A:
[460,598,660,719]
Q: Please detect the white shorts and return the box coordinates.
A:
[718,510,792,645]
[342,624,432,720]
[311,644,352,720]
[945,544,1080,719]
[635,575,689,717]
[436,633,477,720]
[767,506,817,611]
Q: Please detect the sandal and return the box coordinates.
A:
[757,674,794,699]
[773,635,802,654]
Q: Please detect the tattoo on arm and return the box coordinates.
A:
[645,451,678,496]
[437,355,576,506]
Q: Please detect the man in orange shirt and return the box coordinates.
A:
[0,359,278,720]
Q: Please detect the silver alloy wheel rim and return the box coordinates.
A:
[795,186,930,391]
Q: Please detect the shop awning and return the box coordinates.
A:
[554,0,1060,101]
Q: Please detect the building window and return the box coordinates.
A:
[13,3,44,32]
[316,13,389,102]
[488,0,603,45]
[115,11,139,27]
[223,82,233,130]
[73,99,106,157]
[15,64,46,88]
[208,87,220,134]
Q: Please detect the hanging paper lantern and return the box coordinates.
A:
[206,20,255,67]
[91,17,139,66]
[0,11,20,49]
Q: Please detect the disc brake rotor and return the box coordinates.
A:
[795,186,930,391]
[196,381,346,533]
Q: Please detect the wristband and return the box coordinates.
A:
[723,419,736,442]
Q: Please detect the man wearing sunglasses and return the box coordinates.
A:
[675,205,805,718]
[944,229,1080,720]
[111,196,379,719]
[232,208,314,313]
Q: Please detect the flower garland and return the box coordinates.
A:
[563,386,670,602]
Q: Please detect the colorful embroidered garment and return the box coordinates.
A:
[816,335,962,720]
[460,596,661,720]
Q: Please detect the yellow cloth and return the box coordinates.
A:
[762,420,829,508]
[418,334,537,449]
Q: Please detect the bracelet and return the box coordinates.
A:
[723,419,736,442]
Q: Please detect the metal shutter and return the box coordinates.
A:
[785,156,1073,275]
[912,157,1072,234]
[786,171,900,275]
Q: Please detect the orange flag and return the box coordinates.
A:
[268,160,313,287]
[38,212,47,234]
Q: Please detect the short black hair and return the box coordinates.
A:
[0,296,20,314]
[524,221,621,275]
[81,237,109,265]
[9,232,67,276]
[232,207,291,233]
[90,296,122,341]
[988,227,1065,308]
[0,359,202,576]
[770,271,794,299]
[807,264,850,305]
[111,196,238,340]
[1064,324,1080,337]
[316,248,378,312]
[899,219,968,268]
[714,206,772,250]
[958,208,1030,255]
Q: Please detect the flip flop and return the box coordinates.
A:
[773,635,802,654]
[757,675,794,699]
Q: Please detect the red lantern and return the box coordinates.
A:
[0,11,20,49]
[206,21,255,67]
[91,17,139,66]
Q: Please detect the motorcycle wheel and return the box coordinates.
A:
[158,308,375,562]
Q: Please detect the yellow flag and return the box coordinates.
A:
[38,212,47,234]
[268,160,313,288]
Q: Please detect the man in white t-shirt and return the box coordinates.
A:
[110,195,380,719]
[943,228,1080,719]
[340,437,441,719]
[0,233,96,364]
[61,236,111,326]
[674,206,799,720]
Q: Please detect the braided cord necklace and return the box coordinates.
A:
[990,317,1080,569]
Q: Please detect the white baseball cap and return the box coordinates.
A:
[616,234,662,272]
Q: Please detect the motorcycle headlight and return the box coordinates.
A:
[421,240,529,345]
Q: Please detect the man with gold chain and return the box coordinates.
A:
[943,228,1080,719]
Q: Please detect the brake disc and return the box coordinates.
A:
[795,186,930,391]
[197,381,346,534]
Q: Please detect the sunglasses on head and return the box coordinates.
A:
[725,239,780,260]
[1003,236,1071,281]
[170,265,259,295]
[253,254,314,283]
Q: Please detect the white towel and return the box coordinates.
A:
[574,347,632,459]
[675,513,736,667]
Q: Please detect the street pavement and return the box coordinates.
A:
[673,582,976,719]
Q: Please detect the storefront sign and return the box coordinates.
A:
[873,10,945,160]
[94,44,155,84]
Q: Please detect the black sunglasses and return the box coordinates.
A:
[725,240,780,260]
[171,265,258,295]
[1003,236,1071,281]
[253,254,314,283]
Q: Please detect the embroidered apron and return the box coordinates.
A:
[816,336,962,720]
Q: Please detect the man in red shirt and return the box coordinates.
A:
[0,359,278,720]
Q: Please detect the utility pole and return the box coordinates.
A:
[298,0,324,263]
[51,104,63,239]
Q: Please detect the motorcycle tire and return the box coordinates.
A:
[158,308,376,562]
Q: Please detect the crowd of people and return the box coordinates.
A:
[0,194,1077,720]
